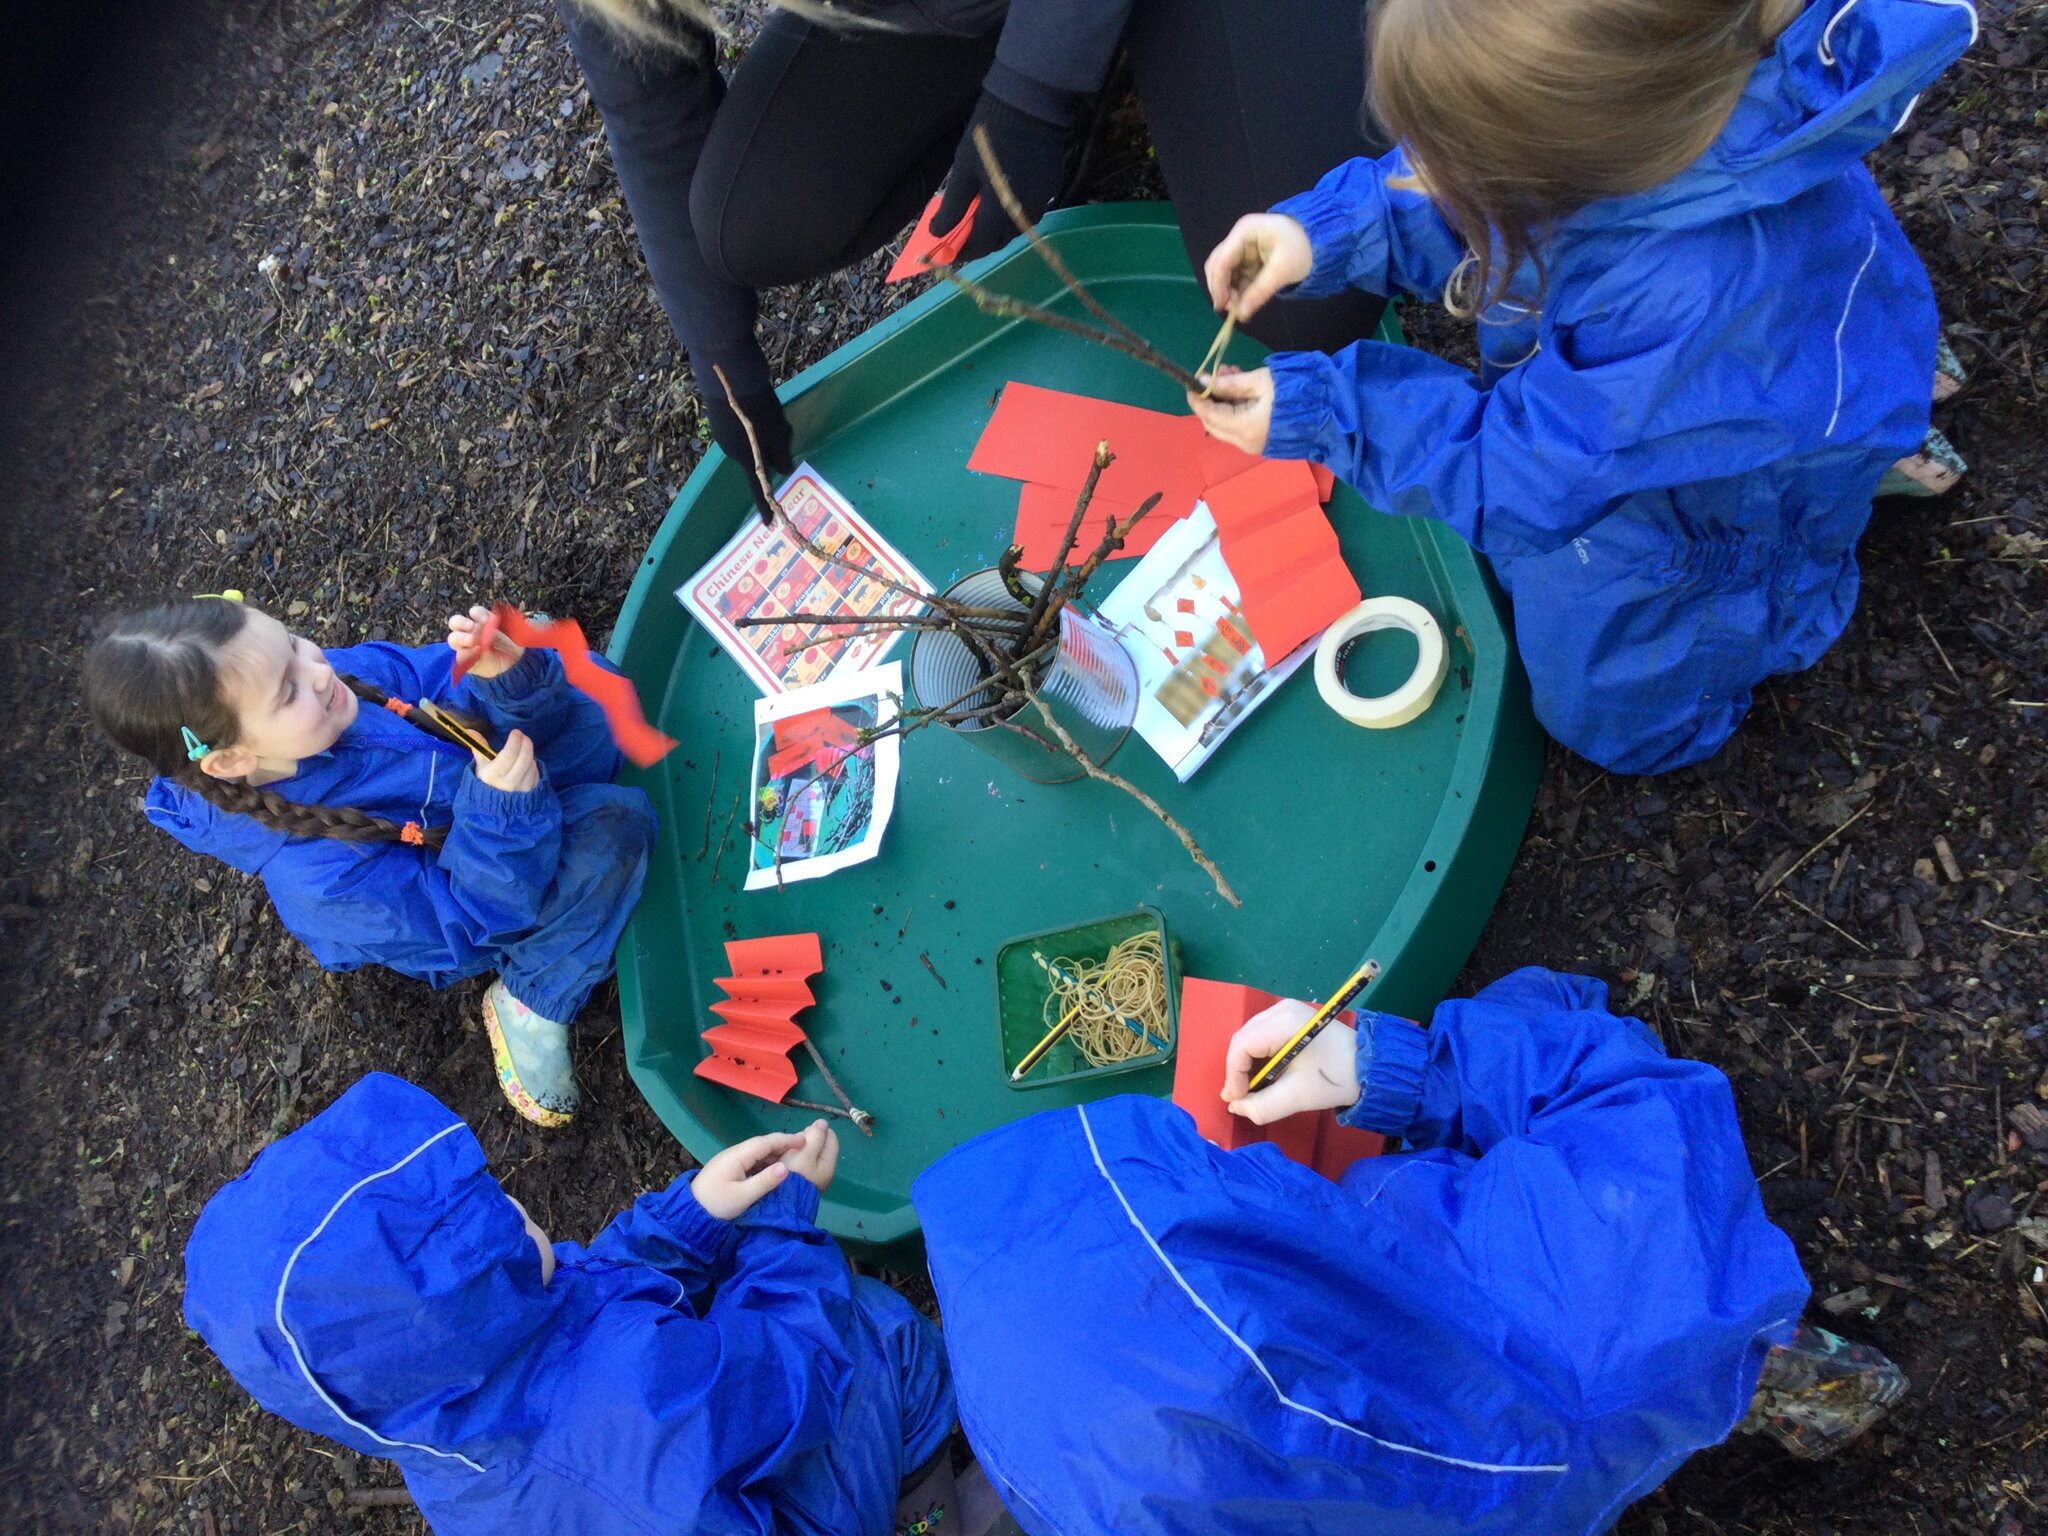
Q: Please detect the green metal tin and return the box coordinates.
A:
[606,205,1541,1264]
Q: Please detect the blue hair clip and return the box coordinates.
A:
[181,727,211,762]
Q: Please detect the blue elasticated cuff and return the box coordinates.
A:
[469,648,558,704]
[739,1171,822,1233]
[453,765,552,825]
[1340,1012,1430,1134]
[657,1172,743,1263]
[1271,184,1369,299]
[1263,350,1338,466]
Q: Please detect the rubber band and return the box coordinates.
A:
[1042,933,1171,1068]
[399,822,426,847]
[383,696,413,718]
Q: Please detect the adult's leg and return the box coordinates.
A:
[693,14,999,290]
[1123,0,1389,353]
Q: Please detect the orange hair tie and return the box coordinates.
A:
[399,822,427,846]
[383,696,413,718]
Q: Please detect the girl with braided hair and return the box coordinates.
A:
[82,596,657,1129]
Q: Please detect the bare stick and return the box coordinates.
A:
[1028,441,1112,636]
[797,1038,874,1135]
[971,125,1172,363]
[712,368,934,607]
[1022,682,1241,908]
[932,268,1203,393]
[786,1097,877,1134]
[1028,490,1164,654]
[996,543,1036,607]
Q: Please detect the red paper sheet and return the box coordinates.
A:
[1238,560,1364,664]
[1310,463,1336,502]
[483,605,678,769]
[1172,976,1383,1179]
[970,383,1209,517]
[1204,459,1325,534]
[886,193,979,283]
[696,932,825,1103]
[1195,437,1261,490]
[1008,481,1177,566]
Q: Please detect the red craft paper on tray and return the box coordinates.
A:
[1310,463,1336,502]
[970,383,1208,516]
[695,931,826,1103]
[1010,482,1175,566]
[1173,976,1384,1180]
[1204,459,1325,534]
[484,605,678,769]
[1195,437,1261,490]
[886,193,979,283]
[1239,560,1365,664]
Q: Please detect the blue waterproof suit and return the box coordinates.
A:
[184,1073,955,1535]
[1263,0,1975,773]
[146,642,655,1023]
[914,969,1811,1535]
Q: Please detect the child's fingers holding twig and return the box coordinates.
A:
[1186,366,1275,455]
[1202,214,1314,322]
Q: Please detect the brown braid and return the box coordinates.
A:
[174,770,451,852]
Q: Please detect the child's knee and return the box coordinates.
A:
[559,787,658,890]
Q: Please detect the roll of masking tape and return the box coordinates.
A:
[1314,597,1450,729]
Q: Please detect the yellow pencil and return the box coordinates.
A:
[1243,959,1380,1095]
[1010,1000,1086,1082]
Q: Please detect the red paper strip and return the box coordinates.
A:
[1310,463,1336,503]
[969,383,1208,518]
[1171,976,1383,1178]
[487,604,678,769]
[1204,459,1325,535]
[886,193,980,283]
[694,1046,800,1103]
[724,933,824,978]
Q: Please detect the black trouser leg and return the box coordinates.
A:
[692,13,999,290]
[1123,0,1391,352]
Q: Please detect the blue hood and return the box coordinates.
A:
[183,1074,559,1471]
[1578,0,1977,230]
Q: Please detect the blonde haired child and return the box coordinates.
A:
[1189,0,1975,773]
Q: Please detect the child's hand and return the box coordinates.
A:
[448,605,523,679]
[1186,366,1274,456]
[691,1130,810,1220]
[475,729,539,794]
[776,1119,840,1194]
[1220,999,1359,1125]
[1203,214,1313,323]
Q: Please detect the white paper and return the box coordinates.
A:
[744,662,901,891]
[678,464,932,695]
[1097,505,1312,781]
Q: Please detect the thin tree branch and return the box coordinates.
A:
[929,267,1204,392]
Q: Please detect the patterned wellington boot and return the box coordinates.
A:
[1931,333,1968,404]
[1876,424,1968,498]
[1737,1322,1908,1459]
[482,980,580,1128]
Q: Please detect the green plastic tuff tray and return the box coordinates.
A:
[995,906,1179,1091]
[609,205,1541,1262]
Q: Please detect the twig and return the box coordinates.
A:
[345,1489,413,1509]
[920,951,948,989]
[1028,491,1164,654]
[1028,441,1112,636]
[786,1096,876,1134]
[708,792,742,887]
[1755,802,1875,899]
[997,543,1035,606]
[1020,681,1240,907]
[796,1039,874,1135]
[932,266,1203,392]
[970,124,1187,376]
[696,747,720,860]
